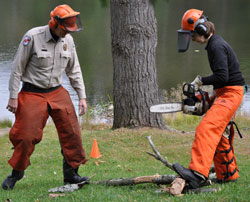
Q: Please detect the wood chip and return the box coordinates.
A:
[163,177,185,196]
[49,193,66,198]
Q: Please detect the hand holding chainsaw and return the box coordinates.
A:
[191,75,203,90]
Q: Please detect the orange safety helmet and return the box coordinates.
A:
[177,9,208,52]
[181,9,204,31]
[49,4,83,32]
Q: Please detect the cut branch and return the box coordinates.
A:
[161,177,186,196]
[146,136,173,170]
[146,135,216,194]
[92,174,176,186]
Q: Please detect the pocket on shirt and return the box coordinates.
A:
[36,51,52,67]
[60,52,71,68]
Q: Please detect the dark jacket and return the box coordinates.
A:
[202,34,245,89]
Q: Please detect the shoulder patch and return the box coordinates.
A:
[23,35,31,46]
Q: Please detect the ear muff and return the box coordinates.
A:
[194,18,207,36]
[195,23,207,35]
[48,11,60,30]
[49,18,56,29]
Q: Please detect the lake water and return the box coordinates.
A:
[1,0,250,122]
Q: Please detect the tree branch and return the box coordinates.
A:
[92,174,176,186]
[146,135,215,194]
[146,136,173,170]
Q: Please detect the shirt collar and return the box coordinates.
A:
[45,25,65,43]
[205,34,215,50]
[45,25,54,42]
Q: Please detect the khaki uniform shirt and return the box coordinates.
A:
[9,25,86,99]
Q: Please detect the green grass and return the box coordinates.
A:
[0,116,249,202]
[164,112,202,132]
[0,119,12,129]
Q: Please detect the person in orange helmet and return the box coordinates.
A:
[2,4,88,190]
[173,9,246,189]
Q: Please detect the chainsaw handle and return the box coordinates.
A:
[197,88,206,115]
[182,83,207,116]
[182,83,195,97]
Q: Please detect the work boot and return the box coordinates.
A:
[172,163,205,189]
[1,169,24,190]
[63,159,89,184]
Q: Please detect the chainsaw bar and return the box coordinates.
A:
[150,103,183,113]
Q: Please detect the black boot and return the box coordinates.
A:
[172,163,205,189]
[2,169,24,190]
[63,159,89,185]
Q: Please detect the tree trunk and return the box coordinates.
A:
[110,0,167,129]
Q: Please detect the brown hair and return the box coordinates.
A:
[203,21,215,38]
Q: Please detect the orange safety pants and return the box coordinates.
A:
[8,86,87,171]
[189,86,243,179]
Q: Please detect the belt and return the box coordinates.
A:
[22,82,61,93]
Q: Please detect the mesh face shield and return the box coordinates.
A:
[177,29,193,52]
[56,15,83,32]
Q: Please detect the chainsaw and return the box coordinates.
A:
[150,83,212,116]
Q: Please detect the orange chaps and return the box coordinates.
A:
[189,86,244,181]
[213,123,240,181]
[8,87,87,171]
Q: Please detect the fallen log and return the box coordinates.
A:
[92,174,176,186]
[48,174,176,193]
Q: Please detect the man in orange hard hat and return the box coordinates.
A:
[2,5,89,190]
[173,9,245,189]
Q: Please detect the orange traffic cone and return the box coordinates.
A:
[90,139,101,158]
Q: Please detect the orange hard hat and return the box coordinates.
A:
[181,9,204,31]
[50,4,80,19]
[49,4,83,32]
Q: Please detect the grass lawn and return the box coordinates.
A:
[0,119,12,129]
[0,115,249,202]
